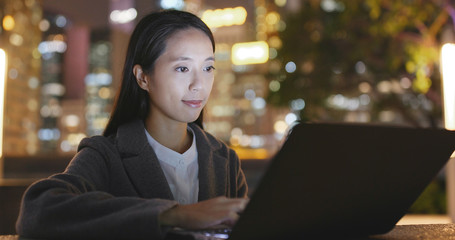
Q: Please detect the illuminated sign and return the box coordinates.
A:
[202,7,247,28]
[231,41,269,65]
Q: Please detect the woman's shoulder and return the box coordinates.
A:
[78,134,117,152]
[77,119,147,155]
[73,135,123,166]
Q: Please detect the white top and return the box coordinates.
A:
[144,127,199,205]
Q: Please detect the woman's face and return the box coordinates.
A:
[141,28,215,124]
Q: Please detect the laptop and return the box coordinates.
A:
[168,122,455,240]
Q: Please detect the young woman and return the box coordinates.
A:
[16,10,248,240]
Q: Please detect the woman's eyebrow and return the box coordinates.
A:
[171,56,215,62]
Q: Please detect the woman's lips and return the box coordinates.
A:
[182,100,203,108]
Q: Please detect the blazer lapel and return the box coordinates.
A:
[122,148,174,199]
[117,120,173,200]
[192,124,227,201]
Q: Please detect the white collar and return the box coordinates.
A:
[144,127,197,167]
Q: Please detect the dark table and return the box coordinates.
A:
[1,224,455,240]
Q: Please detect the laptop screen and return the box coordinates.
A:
[229,122,455,239]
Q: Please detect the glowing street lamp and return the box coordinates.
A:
[441,43,455,131]
[441,43,455,222]
[0,49,7,178]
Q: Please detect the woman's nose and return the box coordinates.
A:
[189,72,203,92]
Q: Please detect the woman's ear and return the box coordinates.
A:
[133,64,150,91]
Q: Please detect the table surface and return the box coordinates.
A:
[1,224,455,240]
[370,224,455,239]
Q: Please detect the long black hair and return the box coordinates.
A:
[103,10,215,137]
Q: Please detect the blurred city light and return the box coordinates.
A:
[9,33,24,46]
[55,15,67,28]
[85,73,112,86]
[269,80,280,92]
[400,77,412,89]
[266,12,280,25]
[42,83,66,96]
[441,43,455,131]
[290,98,306,111]
[269,48,278,59]
[285,61,296,73]
[274,0,287,7]
[320,0,345,12]
[161,0,184,10]
[110,8,137,24]
[285,113,298,125]
[38,40,67,54]
[63,115,80,128]
[442,44,455,223]
[244,89,256,100]
[355,61,366,74]
[232,41,269,65]
[38,128,61,141]
[358,82,371,93]
[2,15,15,31]
[0,49,6,159]
[252,97,266,110]
[274,120,287,134]
[202,7,247,29]
[327,94,369,111]
[39,19,50,32]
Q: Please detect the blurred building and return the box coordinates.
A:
[0,0,297,179]
[0,0,42,156]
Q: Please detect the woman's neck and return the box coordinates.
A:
[144,117,192,154]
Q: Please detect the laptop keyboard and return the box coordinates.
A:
[167,227,231,240]
[198,228,231,239]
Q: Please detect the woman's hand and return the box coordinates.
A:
[159,196,248,229]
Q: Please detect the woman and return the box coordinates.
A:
[16,10,248,240]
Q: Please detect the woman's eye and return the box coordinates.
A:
[204,66,215,72]
[176,66,189,72]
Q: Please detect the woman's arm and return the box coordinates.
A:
[16,141,178,240]
[159,196,248,229]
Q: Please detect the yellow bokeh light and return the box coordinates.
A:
[231,146,269,160]
[9,33,24,46]
[202,7,247,29]
[256,23,267,33]
[67,133,87,145]
[274,120,288,134]
[275,0,287,7]
[2,15,15,31]
[54,34,65,41]
[98,87,111,99]
[32,48,41,59]
[412,76,431,94]
[232,41,269,65]
[256,32,267,41]
[266,12,280,25]
[268,36,282,49]
[256,6,267,15]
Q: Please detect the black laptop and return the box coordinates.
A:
[169,122,455,240]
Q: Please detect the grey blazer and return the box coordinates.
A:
[16,120,248,240]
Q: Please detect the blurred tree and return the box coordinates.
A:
[268,0,454,127]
